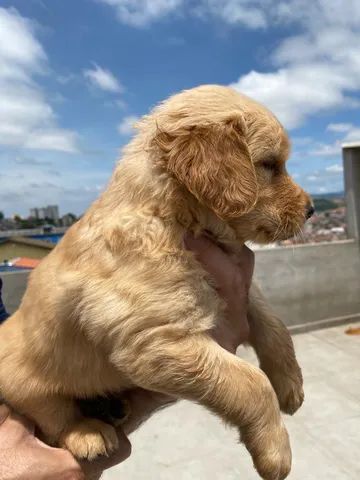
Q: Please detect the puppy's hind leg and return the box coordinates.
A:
[13,394,119,461]
[247,282,304,415]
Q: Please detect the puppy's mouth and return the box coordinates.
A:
[255,222,305,243]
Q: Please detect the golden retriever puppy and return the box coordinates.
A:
[0,85,310,480]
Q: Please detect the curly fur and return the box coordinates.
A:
[0,85,309,479]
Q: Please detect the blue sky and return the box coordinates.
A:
[1,0,359,217]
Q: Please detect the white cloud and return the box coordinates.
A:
[274,0,360,30]
[311,142,342,157]
[327,123,353,133]
[98,3,360,129]
[199,1,269,29]
[343,126,360,143]
[98,0,182,27]
[231,48,359,129]
[98,0,276,29]
[231,65,351,129]
[117,115,139,135]
[230,1,360,129]
[307,175,318,182]
[0,6,45,78]
[98,0,360,33]
[291,136,314,146]
[0,7,78,153]
[326,164,343,173]
[84,64,123,93]
[299,163,344,194]
[311,124,360,156]
[0,154,110,216]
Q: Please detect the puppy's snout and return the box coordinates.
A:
[305,203,315,220]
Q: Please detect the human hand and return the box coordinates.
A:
[184,233,254,353]
[0,402,131,480]
[0,404,83,480]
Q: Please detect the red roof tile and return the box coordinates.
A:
[11,257,41,269]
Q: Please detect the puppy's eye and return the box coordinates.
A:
[261,159,281,175]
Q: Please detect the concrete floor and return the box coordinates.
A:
[104,325,360,480]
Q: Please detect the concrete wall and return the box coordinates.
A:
[255,240,360,332]
[1,239,360,331]
[343,144,360,239]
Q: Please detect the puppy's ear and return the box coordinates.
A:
[153,115,257,219]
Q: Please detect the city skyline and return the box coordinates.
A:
[1,1,360,216]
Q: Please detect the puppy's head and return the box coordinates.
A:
[150,85,312,243]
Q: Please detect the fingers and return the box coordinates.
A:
[0,404,129,478]
[0,406,84,480]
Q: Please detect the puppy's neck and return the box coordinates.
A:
[91,150,244,254]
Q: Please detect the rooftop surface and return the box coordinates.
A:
[104,325,360,480]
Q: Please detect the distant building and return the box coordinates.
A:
[61,213,77,227]
[30,205,60,223]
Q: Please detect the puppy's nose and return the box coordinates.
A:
[305,204,315,219]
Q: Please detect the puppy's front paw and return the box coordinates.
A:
[239,373,292,480]
[243,418,292,480]
[266,367,304,415]
[256,421,292,480]
[60,418,119,460]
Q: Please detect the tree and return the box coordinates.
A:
[0,211,4,221]
[44,217,55,226]
[313,198,337,212]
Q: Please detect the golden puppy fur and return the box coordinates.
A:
[0,85,309,479]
